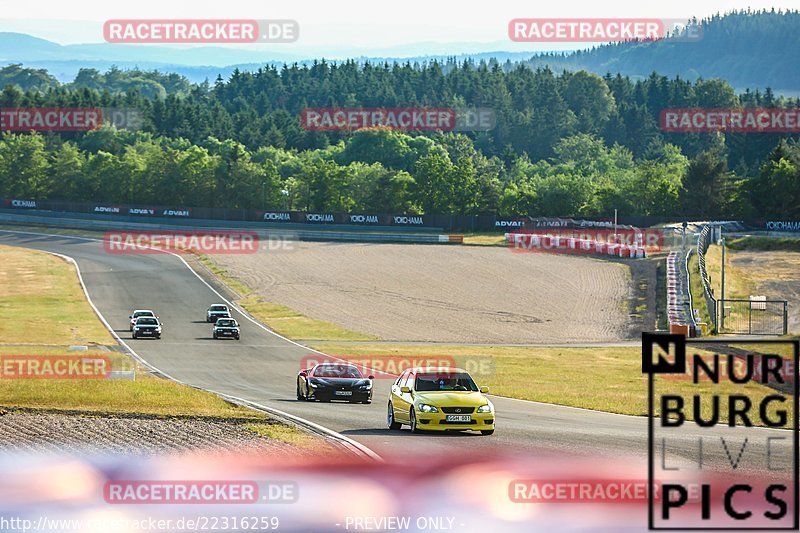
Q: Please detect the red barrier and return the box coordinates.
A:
[507,232,648,258]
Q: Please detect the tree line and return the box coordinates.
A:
[1,127,798,218]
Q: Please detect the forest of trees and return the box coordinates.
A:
[1,12,800,219]
[1,125,798,218]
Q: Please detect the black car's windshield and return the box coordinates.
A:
[136,317,158,325]
[313,364,363,378]
[414,372,478,392]
[216,319,237,327]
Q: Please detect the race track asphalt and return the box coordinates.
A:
[0,230,792,473]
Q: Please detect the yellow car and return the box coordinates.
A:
[387,367,495,435]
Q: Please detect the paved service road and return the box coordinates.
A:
[0,230,792,471]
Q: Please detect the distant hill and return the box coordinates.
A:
[0,31,303,66]
[0,30,542,84]
[0,33,62,60]
[520,10,800,93]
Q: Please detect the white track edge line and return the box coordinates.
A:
[14,237,383,461]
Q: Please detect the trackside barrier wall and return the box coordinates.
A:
[0,197,699,232]
[0,212,463,245]
[5,199,796,233]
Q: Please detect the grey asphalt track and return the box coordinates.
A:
[0,229,793,473]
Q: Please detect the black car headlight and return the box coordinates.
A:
[357,380,372,389]
[307,379,320,388]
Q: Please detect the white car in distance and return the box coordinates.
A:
[129,309,156,331]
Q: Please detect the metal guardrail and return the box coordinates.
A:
[666,249,697,335]
[696,226,718,332]
[684,249,701,330]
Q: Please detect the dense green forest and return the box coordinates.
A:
[1,10,799,218]
[1,125,798,218]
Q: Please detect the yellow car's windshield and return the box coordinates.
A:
[415,372,478,392]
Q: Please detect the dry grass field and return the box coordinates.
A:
[729,250,800,333]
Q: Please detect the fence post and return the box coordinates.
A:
[720,236,725,330]
[785,301,789,335]
[714,300,718,334]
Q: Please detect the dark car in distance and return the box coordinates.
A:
[297,363,374,404]
[132,316,162,339]
[213,318,240,340]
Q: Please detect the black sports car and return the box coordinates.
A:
[297,363,374,403]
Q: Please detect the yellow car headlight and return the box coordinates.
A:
[418,404,439,413]
[477,403,493,413]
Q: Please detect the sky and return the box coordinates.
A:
[0,0,798,56]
